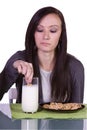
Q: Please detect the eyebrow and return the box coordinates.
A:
[37,24,60,28]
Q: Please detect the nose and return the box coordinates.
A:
[43,31,50,40]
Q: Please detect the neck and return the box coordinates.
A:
[38,51,56,71]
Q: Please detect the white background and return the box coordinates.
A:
[0,0,87,103]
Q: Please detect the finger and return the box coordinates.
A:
[17,65,23,73]
[25,71,33,84]
[25,64,34,83]
[21,65,27,75]
[18,62,28,75]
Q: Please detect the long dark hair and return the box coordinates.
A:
[25,6,71,103]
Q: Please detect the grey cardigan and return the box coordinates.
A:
[0,50,84,103]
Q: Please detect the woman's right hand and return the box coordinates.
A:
[13,60,34,84]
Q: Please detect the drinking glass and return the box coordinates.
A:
[22,77,39,113]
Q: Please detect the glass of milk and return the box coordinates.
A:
[22,77,39,113]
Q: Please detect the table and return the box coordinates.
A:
[0,104,87,130]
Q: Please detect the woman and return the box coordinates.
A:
[0,6,84,103]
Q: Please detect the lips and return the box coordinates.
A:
[41,42,50,46]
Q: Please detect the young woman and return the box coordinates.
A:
[0,6,84,103]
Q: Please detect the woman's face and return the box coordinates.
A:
[34,13,62,53]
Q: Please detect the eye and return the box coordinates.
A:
[50,28,58,33]
[36,26,43,32]
[36,29,43,32]
[50,30,57,33]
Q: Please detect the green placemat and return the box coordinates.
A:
[10,104,87,119]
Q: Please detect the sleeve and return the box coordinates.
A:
[0,50,25,100]
[69,56,84,103]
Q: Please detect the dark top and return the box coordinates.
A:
[0,50,84,103]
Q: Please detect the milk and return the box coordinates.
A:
[22,84,38,113]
